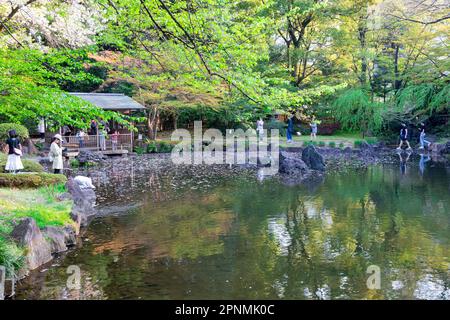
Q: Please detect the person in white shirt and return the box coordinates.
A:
[256,118,264,141]
[49,134,64,174]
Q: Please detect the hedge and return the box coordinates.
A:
[0,123,29,140]
[0,173,67,188]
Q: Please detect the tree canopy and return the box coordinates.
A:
[0,0,448,136]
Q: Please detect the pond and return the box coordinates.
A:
[14,155,450,299]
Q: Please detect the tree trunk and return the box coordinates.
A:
[147,106,159,140]
[393,43,401,91]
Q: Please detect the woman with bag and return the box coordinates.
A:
[49,134,64,174]
[4,129,24,174]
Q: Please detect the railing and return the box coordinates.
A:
[58,134,133,152]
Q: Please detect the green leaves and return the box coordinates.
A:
[0,48,135,130]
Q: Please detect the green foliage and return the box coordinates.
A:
[391,84,450,123]
[0,49,137,131]
[328,141,336,148]
[318,141,326,147]
[0,123,29,140]
[0,173,67,188]
[145,140,175,153]
[333,88,384,134]
[354,140,364,148]
[365,137,378,145]
[265,119,287,137]
[38,183,67,202]
[304,141,318,147]
[158,141,174,153]
[134,146,146,155]
[339,142,344,149]
[12,206,72,229]
[0,182,72,275]
[146,141,158,153]
[70,159,80,168]
[0,237,24,277]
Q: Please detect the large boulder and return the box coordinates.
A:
[10,218,52,270]
[76,150,106,164]
[66,177,96,227]
[302,145,326,171]
[431,143,447,154]
[42,226,77,253]
[279,151,309,175]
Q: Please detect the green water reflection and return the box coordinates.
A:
[15,163,450,299]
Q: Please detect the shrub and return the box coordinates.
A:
[0,154,44,173]
[365,137,378,145]
[134,146,146,155]
[146,141,158,153]
[158,141,174,153]
[318,141,326,147]
[303,141,318,147]
[145,140,176,153]
[70,159,80,168]
[354,140,364,148]
[0,173,67,188]
[0,237,24,277]
[328,141,336,148]
[266,120,287,137]
[34,142,44,151]
[339,142,345,149]
[0,123,29,140]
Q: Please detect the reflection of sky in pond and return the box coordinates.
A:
[414,274,450,300]
[267,217,291,256]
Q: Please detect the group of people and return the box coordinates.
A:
[256,114,317,143]
[4,130,63,174]
[256,114,318,143]
[4,118,123,175]
[75,120,120,151]
[396,123,433,151]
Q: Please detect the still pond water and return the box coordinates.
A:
[15,155,450,299]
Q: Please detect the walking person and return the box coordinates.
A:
[4,130,24,174]
[419,123,432,150]
[396,124,412,151]
[286,113,294,143]
[256,118,264,141]
[310,119,318,140]
[49,134,64,174]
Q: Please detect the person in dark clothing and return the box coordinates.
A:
[396,123,412,150]
[286,114,294,143]
[90,120,98,135]
[4,130,24,174]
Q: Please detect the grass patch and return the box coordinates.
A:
[0,183,72,276]
[0,173,67,188]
